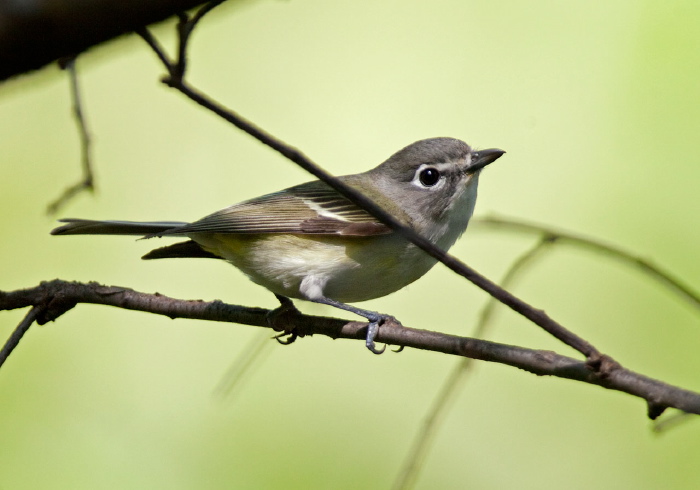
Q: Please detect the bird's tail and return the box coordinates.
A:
[50,219,188,237]
[51,219,221,260]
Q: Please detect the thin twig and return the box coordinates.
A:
[175,14,190,79]
[473,216,700,311]
[213,330,273,400]
[136,28,173,76]
[174,1,226,78]
[0,306,43,368]
[189,0,226,28]
[47,57,95,214]
[393,239,553,490]
[653,411,696,433]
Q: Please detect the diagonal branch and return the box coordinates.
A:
[0,306,44,366]
[393,219,700,487]
[394,219,700,486]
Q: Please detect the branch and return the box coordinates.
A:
[473,216,700,310]
[47,57,96,214]
[0,0,214,80]
[2,280,700,415]
[0,306,43,366]
[213,330,273,400]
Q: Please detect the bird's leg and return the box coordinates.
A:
[312,296,396,354]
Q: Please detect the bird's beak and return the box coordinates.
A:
[469,148,505,173]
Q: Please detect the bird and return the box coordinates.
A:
[52,137,504,353]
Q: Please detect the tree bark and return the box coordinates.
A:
[0,0,209,80]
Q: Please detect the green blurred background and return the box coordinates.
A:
[1,0,699,488]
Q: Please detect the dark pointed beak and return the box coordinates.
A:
[469,148,505,173]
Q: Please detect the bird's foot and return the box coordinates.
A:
[365,313,400,355]
[267,294,301,345]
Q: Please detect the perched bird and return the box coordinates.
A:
[52,137,504,353]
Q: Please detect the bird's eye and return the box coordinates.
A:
[419,167,440,187]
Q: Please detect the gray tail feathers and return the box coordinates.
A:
[51,219,189,237]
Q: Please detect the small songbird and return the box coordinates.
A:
[52,138,504,353]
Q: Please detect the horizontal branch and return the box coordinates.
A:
[2,280,700,416]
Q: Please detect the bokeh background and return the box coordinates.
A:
[1,1,699,488]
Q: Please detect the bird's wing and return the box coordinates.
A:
[157,181,395,237]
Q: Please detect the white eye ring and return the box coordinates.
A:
[412,163,446,189]
[419,167,440,186]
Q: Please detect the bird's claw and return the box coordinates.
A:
[273,331,297,345]
[365,318,387,354]
[366,339,387,355]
